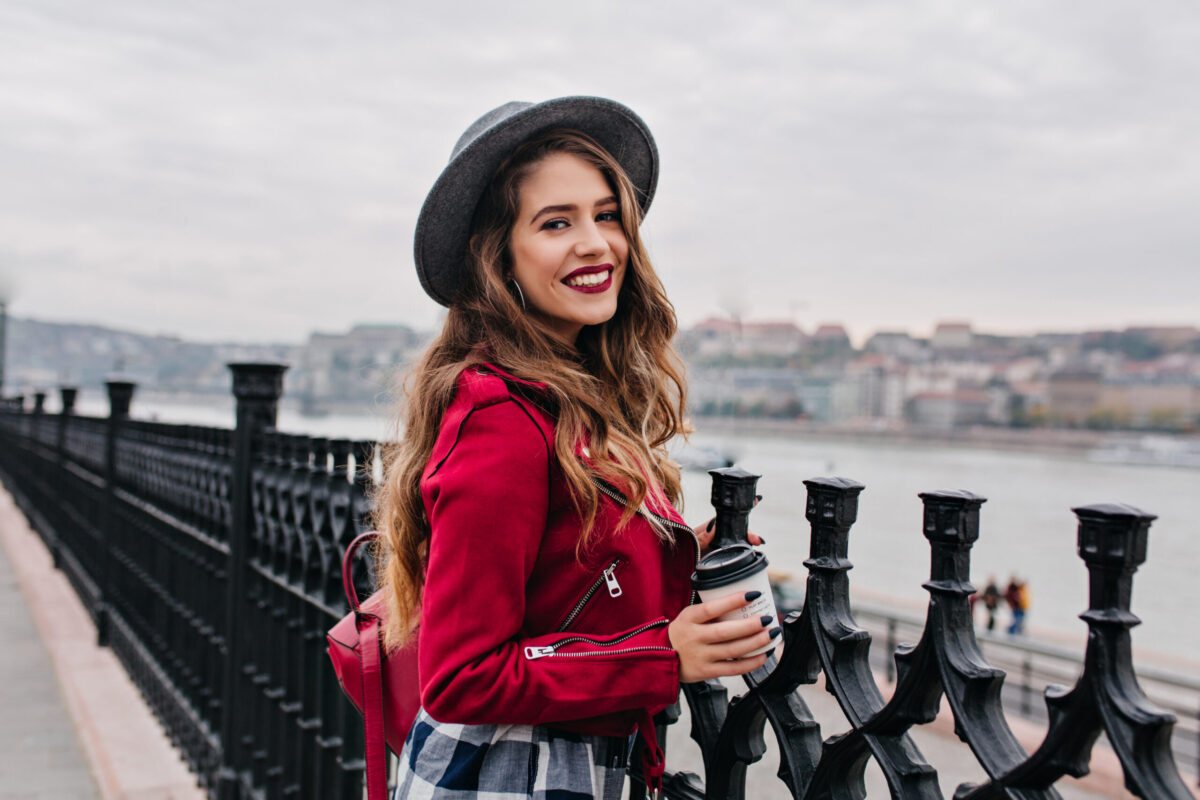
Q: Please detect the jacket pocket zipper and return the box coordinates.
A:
[556,558,624,633]
[525,619,671,660]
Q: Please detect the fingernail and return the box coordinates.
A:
[755,494,762,502]
[705,518,715,533]
[769,627,783,639]
[760,615,772,626]
[744,591,762,601]
[756,536,766,544]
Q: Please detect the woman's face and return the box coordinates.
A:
[508,151,629,344]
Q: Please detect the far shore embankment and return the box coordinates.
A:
[690,416,1112,454]
[70,388,1200,460]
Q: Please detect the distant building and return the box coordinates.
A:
[299,323,425,408]
[845,355,907,420]
[741,321,806,357]
[809,324,853,362]
[681,317,806,361]
[864,330,926,361]
[812,323,850,344]
[1099,376,1200,429]
[931,322,973,352]
[1125,326,1199,350]
[687,366,804,417]
[798,374,863,423]
[996,357,1045,384]
[906,390,991,430]
[1047,370,1103,426]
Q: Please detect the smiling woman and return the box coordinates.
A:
[370,98,773,800]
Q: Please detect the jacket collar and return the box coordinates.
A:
[473,360,682,523]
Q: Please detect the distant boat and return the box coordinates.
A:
[1089,435,1200,469]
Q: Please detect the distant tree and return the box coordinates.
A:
[1115,332,1164,360]
[1147,407,1185,431]
[778,398,806,419]
[1008,394,1029,428]
[1085,407,1132,430]
[1025,404,1050,428]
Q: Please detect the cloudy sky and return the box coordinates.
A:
[2,0,1197,345]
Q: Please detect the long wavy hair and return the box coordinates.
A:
[374,129,687,650]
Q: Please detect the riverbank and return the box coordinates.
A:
[63,390,1199,462]
[693,416,1112,454]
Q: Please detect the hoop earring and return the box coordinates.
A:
[508,279,527,312]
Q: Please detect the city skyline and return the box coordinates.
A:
[5,309,1197,439]
[2,2,1198,345]
[5,307,1197,351]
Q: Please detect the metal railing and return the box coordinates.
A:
[855,601,1200,784]
[1,369,1197,799]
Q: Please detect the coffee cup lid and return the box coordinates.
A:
[691,544,768,591]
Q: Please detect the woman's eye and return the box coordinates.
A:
[541,218,569,231]
[596,210,621,223]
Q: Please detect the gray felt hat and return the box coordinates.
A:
[413,96,659,307]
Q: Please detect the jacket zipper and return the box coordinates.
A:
[587,473,701,605]
[585,474,700,568]
[525,619,672,660]
[556,558,624,633]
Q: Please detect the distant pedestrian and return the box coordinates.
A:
[1005,576,1029,635]
[981,577,1001,632]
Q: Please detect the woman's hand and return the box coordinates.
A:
[668,590,780,683]
[693,520,764,554]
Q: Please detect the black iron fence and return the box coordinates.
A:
[0,367,1196,799]
[0,369,374,799]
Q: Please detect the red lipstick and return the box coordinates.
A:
[562,264,615,294]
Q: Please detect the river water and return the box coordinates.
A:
[80,395,1199,669]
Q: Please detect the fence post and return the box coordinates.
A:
[57,386,77,465]
[217,363,288,800]
[53,386,77,570]
[98,380,135,646]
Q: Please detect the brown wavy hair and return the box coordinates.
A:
[374,129,687,650]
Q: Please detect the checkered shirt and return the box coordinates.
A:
[393,707,631,799]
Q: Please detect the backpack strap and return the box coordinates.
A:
[343,531,388,800]
[357,609,388,800]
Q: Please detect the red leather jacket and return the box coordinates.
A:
[417,363,698,737]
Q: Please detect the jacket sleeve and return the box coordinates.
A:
[417,395,680,727]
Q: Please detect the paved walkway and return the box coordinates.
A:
[0,483,204,800]
[0,512,99,798]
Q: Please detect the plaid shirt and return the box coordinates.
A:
[394,708,631,799]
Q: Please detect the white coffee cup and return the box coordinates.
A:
[691,545,780,657]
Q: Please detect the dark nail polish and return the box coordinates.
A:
[705,518,715,533]
[769,627,783,639]
[756,536,766,544]
[755,494,763,502]
[744,590,762,601]
[760,615,772,626]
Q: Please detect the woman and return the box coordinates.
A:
[375,97,778,799]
